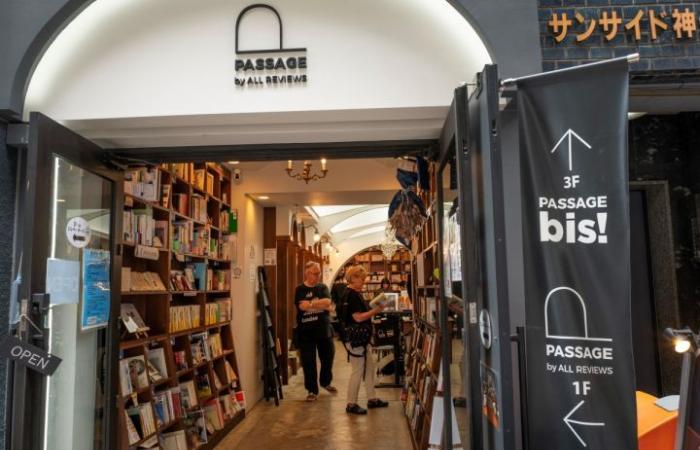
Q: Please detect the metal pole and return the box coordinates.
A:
[501,53,640,87]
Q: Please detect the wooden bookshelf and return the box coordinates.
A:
[334,246,412,300]
[118,163,244,450]
[403,162,441,450]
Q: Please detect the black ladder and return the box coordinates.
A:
[258,266,284,405]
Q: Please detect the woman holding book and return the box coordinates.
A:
[343,265,389,415]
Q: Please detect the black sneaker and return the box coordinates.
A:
[346,403,368,415]
[367,398,389,409]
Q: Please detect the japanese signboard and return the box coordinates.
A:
[548,6,697,43]
[517,59,637,449]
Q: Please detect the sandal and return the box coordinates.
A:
[306,393,317,402]
[322,385,338,394]
[367,398,389,409]
[346,403,367,415]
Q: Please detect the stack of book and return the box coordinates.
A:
[208,333,223,357]
[203,399,225,431]
[172,221,193,254]
[169,305,201,332]
[126,270,167,292]
[161,429,188,450]
[125,167,160,203]
[192,194,207,223]
[169,269,196,291]
[173,193,189,217]
[163,163,195,183]
[192,226,210,256]
[153,387,183,427]
[204,299,231,325]
[125,403,156,443]
[191,332,211,364]
[123,208,161,246]
[211,269,230,291]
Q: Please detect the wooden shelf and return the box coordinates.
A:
[120,333,169,350]
[121,290,169,296]
[120,163,245,449]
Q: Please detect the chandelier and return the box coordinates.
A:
[286,159,328,184]
[380,226,400,260]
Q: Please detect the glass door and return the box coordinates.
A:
[11,113,122,450]
[436,65,515,450]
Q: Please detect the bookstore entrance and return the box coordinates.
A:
[1,1,544,449]
[12,65,498,447]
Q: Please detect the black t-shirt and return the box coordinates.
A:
[344,288,369,325]
[294,283,332,340]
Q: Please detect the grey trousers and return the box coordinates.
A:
[345,344,376,404]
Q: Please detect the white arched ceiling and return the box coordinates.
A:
[24,0,491,147]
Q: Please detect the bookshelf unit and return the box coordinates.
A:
[119,163,244,450]
[403,162,442,450]
[334,246,411,301]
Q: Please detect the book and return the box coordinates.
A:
[196,372,212,398]
[161,429,188,450]
[124,409,141,444]
[120,304,149,334]
[122,355,149,390]
[203,399,224,431]
[147,347,168,380]
[174,350,188,371]
[119,358,134,396]
[180,380,198,409]
[183,410,207,446]
[161,184,171,209]
[224,360,238,385]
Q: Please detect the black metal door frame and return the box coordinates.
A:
[8,112,122,450]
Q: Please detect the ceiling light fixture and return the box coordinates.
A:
[229,161,240,164]
[257,195,270,200]
[286,159,328,184]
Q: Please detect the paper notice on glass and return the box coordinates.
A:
[46,258,80,305]
[81,249,111,330]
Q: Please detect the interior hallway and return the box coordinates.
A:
[216,340,414,450]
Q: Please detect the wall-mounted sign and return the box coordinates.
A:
[517,59,637,448]
[548,6,697,43]
[234,4,308,87]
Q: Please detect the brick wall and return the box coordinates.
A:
[539,0,700,75]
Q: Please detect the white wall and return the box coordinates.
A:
[230,192,264,406]
[23,0,490,147]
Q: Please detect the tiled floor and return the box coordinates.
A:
[216,340,415,450]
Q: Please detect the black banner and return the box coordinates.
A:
[518,59,637,449]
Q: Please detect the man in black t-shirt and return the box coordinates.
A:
[294,261,337,401]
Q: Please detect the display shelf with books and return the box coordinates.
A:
[334,246,412,301]
[401,161,441,450]
[118,162,245,450]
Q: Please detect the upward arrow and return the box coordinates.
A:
[550,129,592,172]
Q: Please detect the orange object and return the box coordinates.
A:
[637,391,677,450]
